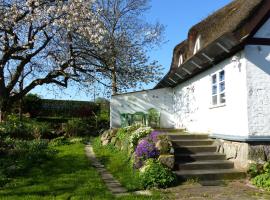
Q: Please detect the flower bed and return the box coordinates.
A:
[100,125,177,188]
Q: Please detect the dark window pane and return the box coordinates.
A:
[220,93,226,104]
[212,74,217,84]
[219,70,225,82]
[212,85,217,95]
[219,82,225,92]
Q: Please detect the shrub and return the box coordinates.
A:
[22,94,42,117]
[249,162,270,190]
[129,127,153,150]
[248,163,264,178]
[0,115,52,140]
[64,118,90,136]
[140,159,177,188]
[0,138,56,179]
[134,138,159,168]
[49,136,71,147]
[252,173,270,190]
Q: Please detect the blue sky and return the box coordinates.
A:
[33,0,232,101]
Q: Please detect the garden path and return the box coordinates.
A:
[85,144,128,196]
[164,181,270,200]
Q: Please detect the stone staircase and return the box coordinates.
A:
[165,131,246,183]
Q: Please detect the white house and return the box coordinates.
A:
[110,0,270,168]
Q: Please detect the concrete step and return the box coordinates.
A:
[155,129,186,133]
[175,168,246,181]
[173,139,214,147]
[174,145,217,154]
[175,160,234,170]
[168,134,209,140]
[175,152,226,162]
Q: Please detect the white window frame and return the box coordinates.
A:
[211,70,226,107]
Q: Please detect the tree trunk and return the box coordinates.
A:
[112,64,117,95]
[0,98,9,122]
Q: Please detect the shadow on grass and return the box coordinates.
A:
[0,143,113,199]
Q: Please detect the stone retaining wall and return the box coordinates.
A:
[214,139,270,170]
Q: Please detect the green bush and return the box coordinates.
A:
[140,159,177,189]
[0,115,52,140]
[64,118,91,136]
[252,173,270,190]
[248,163,264,178]
[49,136,71,147]
[22,94,42,117]
[249,162,270,190]
[129,127,153,150]
[0,138,56,179]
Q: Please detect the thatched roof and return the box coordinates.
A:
[188,0,264,53]
[155,0,270,89]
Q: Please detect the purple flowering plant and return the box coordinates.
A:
[134,130,162,168]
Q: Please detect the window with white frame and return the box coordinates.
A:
[211,70,225,106]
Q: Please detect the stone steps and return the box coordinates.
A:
[175,152,226,162]
[174,160,234,170]
[161,130,246,182]
[175,169,246,181]
[173,139,214,146]
[174,145,217,154]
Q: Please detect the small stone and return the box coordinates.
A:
[158,154,175,169]
[155,139,170,154]
[111,137,117,145]
[102,139,110,146]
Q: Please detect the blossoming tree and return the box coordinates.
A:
[0,0,103,120]
[73,0,165,95]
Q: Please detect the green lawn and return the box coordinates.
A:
[0,142,163,200]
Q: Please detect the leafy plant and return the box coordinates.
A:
[252,173,270,191]
[64,118,90,136]
[129,127,153,150]
[140,159,177,189]
[134,139,159,169]
[248,163,264,178]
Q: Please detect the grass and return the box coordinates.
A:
[0,141,163,199]
[91,137,143,191]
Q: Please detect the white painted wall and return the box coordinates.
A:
[110,88,175,128]
[244,18,270,136]
[173,51,249,136]
[110,18,270,136]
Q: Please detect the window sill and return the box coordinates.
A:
[209,103,226,109]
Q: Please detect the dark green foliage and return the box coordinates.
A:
[22,94,42,117]
[248,163,264,178]
[39,99,100,118]
[0,115,52,140]
[49,136,71,147]
[140,159,177,189]
[64,118,94,137]
[252,173,270,190]
[250,162,270,190]
[0,138,56,187]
